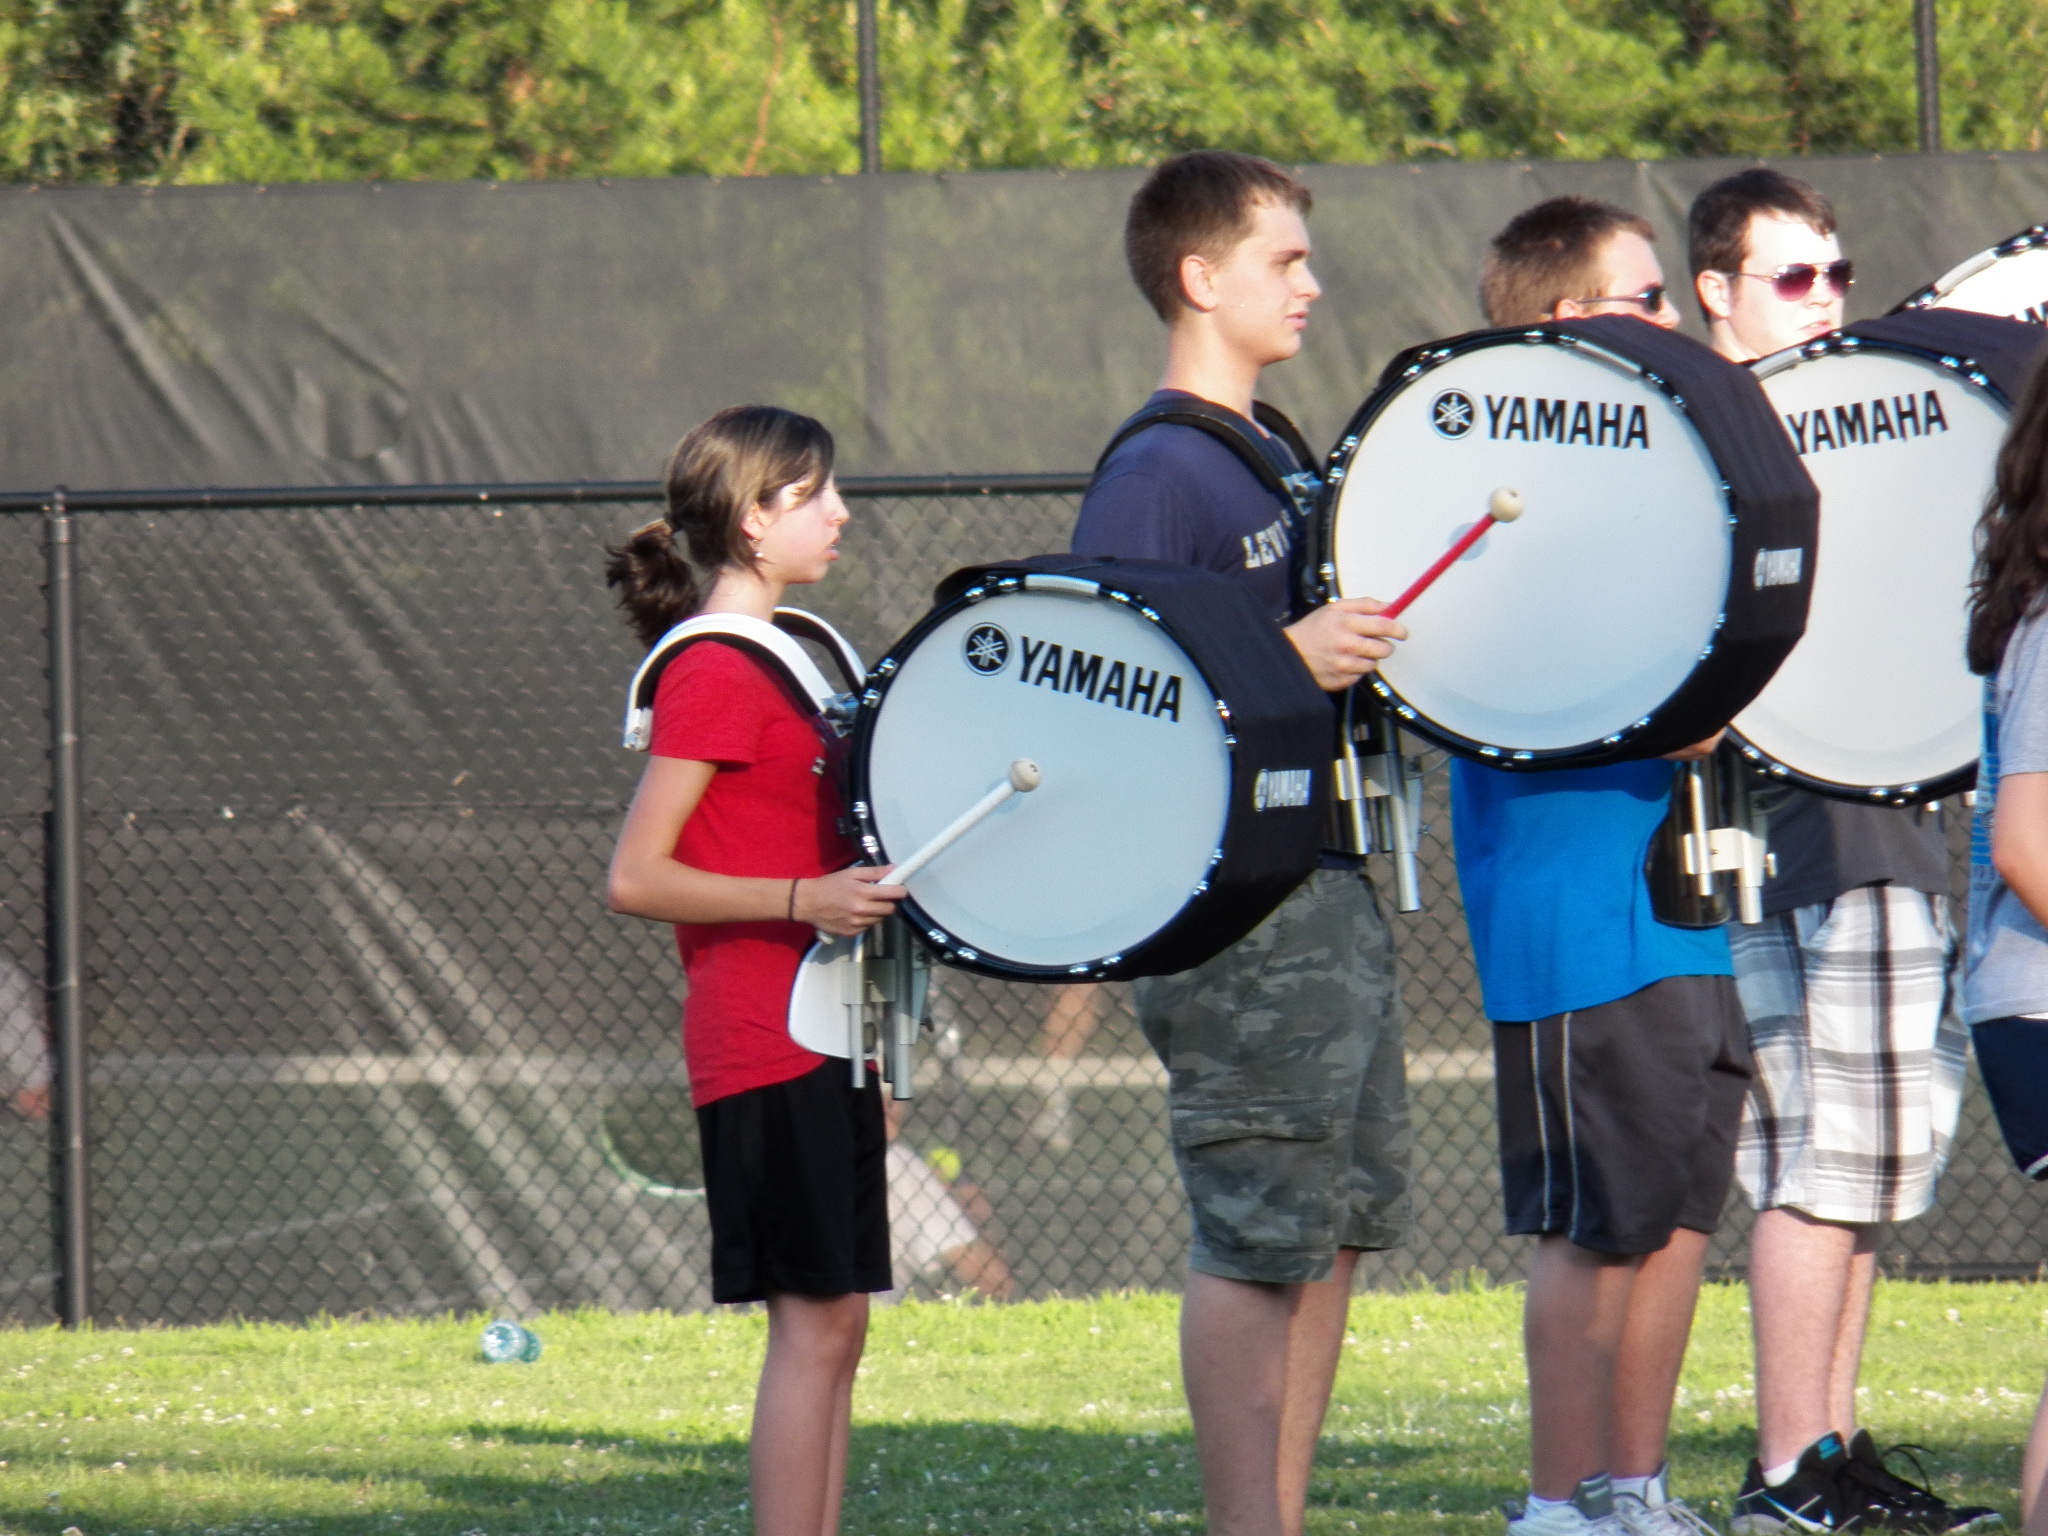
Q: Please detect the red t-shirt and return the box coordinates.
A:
[648,640,857,1106]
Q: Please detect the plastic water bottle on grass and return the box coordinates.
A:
[481,1320,542,1363]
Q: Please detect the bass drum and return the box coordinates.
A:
[1895,224,2048,326]
[1734,309,2047,803]
[1318,315,1817,767]
[849,556,1332,983]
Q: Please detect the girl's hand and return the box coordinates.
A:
[795,867,907,937]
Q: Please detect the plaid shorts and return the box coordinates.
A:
[1729,883,1969,1224]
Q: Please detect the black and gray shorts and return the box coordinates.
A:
[1493,973,1751,1255]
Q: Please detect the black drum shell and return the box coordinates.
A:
[1316,315,1819,768]
[852,555,1333,983]
[1847,308,2047,401]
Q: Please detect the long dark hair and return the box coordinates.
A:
[1969,354,2048,675]
[604,405,835,647]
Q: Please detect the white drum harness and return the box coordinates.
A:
[622,608,933,1098]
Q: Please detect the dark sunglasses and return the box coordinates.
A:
[1730,259,1855,301]
[1570,282,1669,313]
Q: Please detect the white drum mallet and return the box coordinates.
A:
[884,758,1043,887]
[1379,487,1524,619]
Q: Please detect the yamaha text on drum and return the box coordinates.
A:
[1737,308,2046,802]
[1316,315,1819,768]
[849,556,1332,982]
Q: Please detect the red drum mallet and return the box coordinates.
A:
[1379,487,1524,620]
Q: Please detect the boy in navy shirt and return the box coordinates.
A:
[1075,151,1410,1536]
[1456,197,1750,1536]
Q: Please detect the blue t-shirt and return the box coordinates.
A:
[1071,391,1302,622]
[1451,757,1734,1022]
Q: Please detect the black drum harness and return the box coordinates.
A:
[1094,398,1425,911]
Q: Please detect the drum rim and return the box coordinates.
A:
[1726,740,1974,807]
[1320,325,1734,768]
[1734,328,2002,804]
[848,568,1232,982]
[1747,327,2015,403]
[1894,221,2048,313]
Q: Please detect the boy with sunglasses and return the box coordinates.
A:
[1461,195,1748,1536]
[1688,168,1989,1536]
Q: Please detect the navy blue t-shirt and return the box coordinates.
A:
[1070,391,1302,623]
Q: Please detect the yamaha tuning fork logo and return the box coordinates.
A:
[963,623,1010,674]
[1431,390,1476,439]
[959,621,1186,722]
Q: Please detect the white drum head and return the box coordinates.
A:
[1918,237,2048,326]
[861,586,1230,969]
[1738,344,2001,795]
[1331,339,1731,754]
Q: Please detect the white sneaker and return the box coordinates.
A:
[1616,1465,1722,1536]
[1619,1492,1722,1536]
[1507,1475,1624,1536]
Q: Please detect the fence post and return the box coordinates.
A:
[857,0,881,174]
[45,488,90,1328]
[1914,0,1941,153]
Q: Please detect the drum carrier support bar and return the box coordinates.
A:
[1332,687,1424,913]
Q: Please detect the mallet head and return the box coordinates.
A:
[1008,758,1043,792]
[1488,487,1525,523]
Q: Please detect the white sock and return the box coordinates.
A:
[1762,1455,1802,1487]
[1526,1495,1571,1515]
[1612,1474,1653,1503]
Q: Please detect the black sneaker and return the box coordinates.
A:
[1730,1433,1858,1535]
[1839,1431,2001,1533]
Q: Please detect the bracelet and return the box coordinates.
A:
[787,877,800,922]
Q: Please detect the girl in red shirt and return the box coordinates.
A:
[606,406,903,1536]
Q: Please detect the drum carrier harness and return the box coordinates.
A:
[622,609,934,1099]
[1094,398,1426,910]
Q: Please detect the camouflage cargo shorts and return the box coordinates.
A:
[1133,866,1411,1284]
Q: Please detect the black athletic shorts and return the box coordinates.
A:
[695,1058,891,1304]
[1971,1017,2048,1181]
[1493,974,1751,1255]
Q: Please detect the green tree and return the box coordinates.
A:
[0,0,2043,185]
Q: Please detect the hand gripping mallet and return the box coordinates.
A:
[1378,487,1525,620]
[846,758,1044,1081]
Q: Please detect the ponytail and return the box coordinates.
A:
[604,520,703,647]
[605,405,835,648]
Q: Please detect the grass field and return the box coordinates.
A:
[0,1282,2039,1536]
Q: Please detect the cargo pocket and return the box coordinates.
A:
[1171,1096,1338,1257]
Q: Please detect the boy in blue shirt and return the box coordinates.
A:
[1456,197,1751,1536]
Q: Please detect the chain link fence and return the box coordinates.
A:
[0,482,2039,1328]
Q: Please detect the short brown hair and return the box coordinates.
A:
[1479,196,1655,327]
[1125,151,1313,322]
[1687,168,1837,286]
